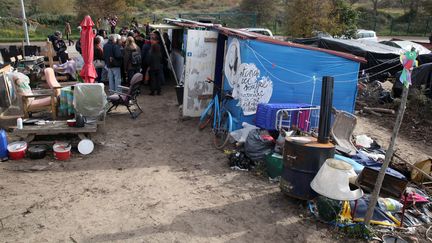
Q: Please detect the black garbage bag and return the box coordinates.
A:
[244,129,275,161]
[228,151,254,171]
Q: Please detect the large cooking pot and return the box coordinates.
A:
[27,145,48,160]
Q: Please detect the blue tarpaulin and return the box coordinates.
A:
[223,37,362,130]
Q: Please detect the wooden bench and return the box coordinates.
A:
[13,120,97,142]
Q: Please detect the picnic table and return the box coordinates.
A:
[13,120,97,142]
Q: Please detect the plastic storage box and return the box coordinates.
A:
[255,103,312,130]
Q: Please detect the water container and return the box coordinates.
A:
[17,118,23,129]
[0,129,8,159]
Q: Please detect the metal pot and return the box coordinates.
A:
[27,145,47,160]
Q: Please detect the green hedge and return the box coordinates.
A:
[31,14,75,26]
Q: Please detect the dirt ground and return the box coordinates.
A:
[1,41,431,242]
[0,86,339,243]
[1,86,431,243]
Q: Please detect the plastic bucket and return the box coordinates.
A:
[7,141,27,160]
[175,85,184,105]
[265,153,283,179]
[53,142,71,161]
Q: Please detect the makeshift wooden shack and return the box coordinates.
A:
[163,19,366,130]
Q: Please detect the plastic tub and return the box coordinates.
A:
[265,153,283,179]
[53,142,71,160]
[7,141,27,160]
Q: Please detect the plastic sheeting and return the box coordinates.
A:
[293,37,403,77]
[394,62,432,98]
[223,38,361,130]
[73,83,107,117]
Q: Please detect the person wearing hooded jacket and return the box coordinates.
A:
[103,34,122,91]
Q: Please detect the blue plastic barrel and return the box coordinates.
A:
[0,129,8,159]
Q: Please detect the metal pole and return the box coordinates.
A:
[20,0,30,45]
[318,76,334,144]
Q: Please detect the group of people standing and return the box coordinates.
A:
[92,18,167,95]
[54,16,169,95]
[96,16,119,34]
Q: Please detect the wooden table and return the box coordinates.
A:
[13,121,97,142]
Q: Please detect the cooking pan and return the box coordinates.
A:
[27,145,48,160]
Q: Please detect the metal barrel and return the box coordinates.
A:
[280,137,335,200]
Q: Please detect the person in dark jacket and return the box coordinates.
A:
[148,34,163,95]
[123,36,141,83]
[141,36,151,80]
[94,36,105,83]
[103,34,122,91]
[49,31,68,63]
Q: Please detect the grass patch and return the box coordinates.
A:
[0,23,81,43]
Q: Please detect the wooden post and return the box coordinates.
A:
[364,85,409,225]
[47,40,54,68]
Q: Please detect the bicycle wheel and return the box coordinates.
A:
[213,110,233,150]
[198,99,214,130]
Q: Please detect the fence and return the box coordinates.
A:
[357,12,432,36]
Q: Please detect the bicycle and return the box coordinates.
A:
[198,78,233,150]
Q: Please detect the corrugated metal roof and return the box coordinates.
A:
[164,19,367,63]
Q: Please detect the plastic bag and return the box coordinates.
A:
[355,134,374,148]
[73,83,107,117]
[244,129,275,161]
[230,122,259,143]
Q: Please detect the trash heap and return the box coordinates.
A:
[224,77,432,241]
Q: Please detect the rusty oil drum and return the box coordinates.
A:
[280,137,335,200]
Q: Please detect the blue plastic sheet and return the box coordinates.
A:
[223,38,361,130]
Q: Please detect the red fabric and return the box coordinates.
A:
[79,15,97,83]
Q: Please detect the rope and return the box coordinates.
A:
[333,63,401,83]
[244,41,402,84]
[248,44,315,85]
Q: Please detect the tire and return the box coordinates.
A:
[198,108,214,130]
[213,110,233,150]
[198,99,214,130]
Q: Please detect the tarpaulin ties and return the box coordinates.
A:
[245,42,402,84]
[310,75,317,106]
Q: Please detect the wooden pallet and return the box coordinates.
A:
[13,121,97,142]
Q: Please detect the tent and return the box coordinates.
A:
[293,37,403,79]
[220,36,365,130]
[165,19,366,130]
[380,40,431,55]
[393,63,432,98]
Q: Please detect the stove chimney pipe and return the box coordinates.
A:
[318,76,334,144]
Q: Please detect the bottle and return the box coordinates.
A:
[17,118,23,129]
[378,198,402,212]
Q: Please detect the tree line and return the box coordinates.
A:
[240,0,432,37]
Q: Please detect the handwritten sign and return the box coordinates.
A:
[233,63,273,115]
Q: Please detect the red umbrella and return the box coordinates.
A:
[79,15,97,83]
